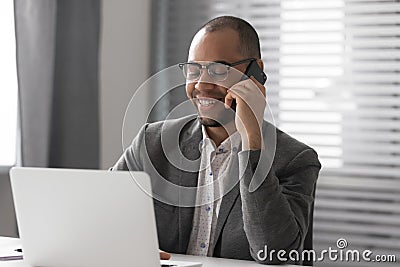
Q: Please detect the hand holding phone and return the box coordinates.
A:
[224,59,267,150]
[230,59,267,109]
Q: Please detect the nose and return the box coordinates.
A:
[194,69,215,91]
[194,80,216,92]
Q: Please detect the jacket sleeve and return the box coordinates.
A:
[110,124,148,171]
[238,148,321,264]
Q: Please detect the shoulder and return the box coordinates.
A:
[263,121,321,171]
[141,115,201,146]
[144,115,198,133]
[276,127,312,155]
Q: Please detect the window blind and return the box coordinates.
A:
[151,0,400,265]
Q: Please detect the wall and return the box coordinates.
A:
[100,0,151,169]
[0,0,151,237]
[0,170,17,237]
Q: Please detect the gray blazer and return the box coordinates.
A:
[112,115,321,264]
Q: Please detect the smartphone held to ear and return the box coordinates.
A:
[242,60,267,85]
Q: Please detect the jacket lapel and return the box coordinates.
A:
[177,116,202,252]
[211,151,241,253]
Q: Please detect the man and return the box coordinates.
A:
[112,16,321,265]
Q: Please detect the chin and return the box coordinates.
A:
[195,100,236,127]
[198,113,235,127]
[199,117,223,127]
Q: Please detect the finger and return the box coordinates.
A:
[249,76,266,96]
[159,250,171,260]
[224,90,235,109]
[228,84,249,99]
[226,89,244,103]
[233,78,257,92]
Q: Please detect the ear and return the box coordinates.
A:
[256,59,264,70]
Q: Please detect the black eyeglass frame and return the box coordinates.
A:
[178,58,257,81]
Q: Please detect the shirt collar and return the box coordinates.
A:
[201,126,241,154]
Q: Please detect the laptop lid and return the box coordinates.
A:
[10,167,160,267]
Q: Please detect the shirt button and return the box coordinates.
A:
[200,242,206,248]
[205,206,211,212]
[232,147,237,152]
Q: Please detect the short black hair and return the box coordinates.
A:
[199,16,261,59]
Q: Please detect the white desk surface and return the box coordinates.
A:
[0,236,297,267]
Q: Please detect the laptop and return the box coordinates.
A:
[10,167,201,267]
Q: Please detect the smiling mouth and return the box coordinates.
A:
[195,98,224,107]
[198,99,216,106]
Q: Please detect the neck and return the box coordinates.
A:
[205,121,236,147]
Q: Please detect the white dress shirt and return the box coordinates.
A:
[186,126,241,256]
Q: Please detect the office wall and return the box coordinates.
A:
[0,171,17,237]
[0,0,151,237]
[100,0,151,169]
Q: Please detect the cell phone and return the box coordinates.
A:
[242,60,267,85]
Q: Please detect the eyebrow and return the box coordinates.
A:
[214,60,230,65]
[188,60,231,65]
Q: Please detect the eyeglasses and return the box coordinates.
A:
[178,58,256,82]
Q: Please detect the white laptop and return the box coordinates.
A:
[10,167,201,267]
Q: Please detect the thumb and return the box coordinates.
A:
[159,250,171,260]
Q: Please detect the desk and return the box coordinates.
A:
[0,237,23,267]
[0,237,297,267]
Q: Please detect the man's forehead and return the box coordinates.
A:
[188,28,242,62]
[191,28,208,48]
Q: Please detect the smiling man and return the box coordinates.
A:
[112,16,321,265]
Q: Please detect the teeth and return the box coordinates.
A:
[198,99,216,106]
